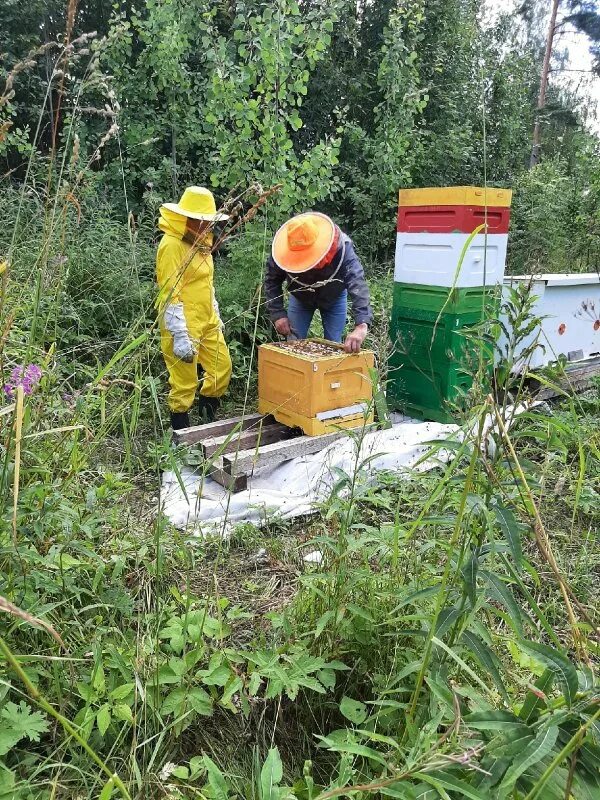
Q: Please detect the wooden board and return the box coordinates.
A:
[173,413,273,446]
[210,465,248,493]
[223,425,375,476]
[200,421,295,459]
[534,356,600,400]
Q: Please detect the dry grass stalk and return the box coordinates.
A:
[12,385,24,548]
[0,595,64,648]
[490,397,599,658]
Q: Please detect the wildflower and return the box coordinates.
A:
[158,762,177,781]
[3,364,42,398]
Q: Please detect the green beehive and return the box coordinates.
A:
[387,290,498,423]
[387,361,474,423]
[391,282,498,315]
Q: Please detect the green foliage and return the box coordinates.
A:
[0,702,49,756]
[509,152,600,273]
[198,0,343,214]
[96,0,343,215]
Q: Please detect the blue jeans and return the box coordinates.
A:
[287,291,348,342]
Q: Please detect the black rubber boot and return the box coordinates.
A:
[170,411,190,431]
[197,395,219,424]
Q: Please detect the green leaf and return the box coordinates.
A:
[189,756,205,781]
[93,660,106,694]
[492,734,536,758]
[422,771,489,799]
[380,785,418,799]
[317,737,387,767]
[431,637,492,695]
[519,669,554,722]
[203,755,230,800]
[96,332,148,382]
[99,778,115,800]
[317,668,336,690]
[347,603,375,622]
[110,683,135,701]
[200,664,232,687]
[340,696,368,725]
[113,704,134,723]
[435,606,463,639]
[391,585,441,614]
[97,704,111,736]
[314,610,334,638]
[188,687,213,716]
[497,725,559,796]
[518,640,578,706]
[0,729,21,757]
[260,747,283,800]
[161,688,186,716]
[0,702,49,754]
[492,501,524,568]
[574,772,600,800]
[465,710,531,734]
[162,687,213,717]
[248,671,263,696]
[460,631,509,704]
[76,682,95,701]
[461,552,479,606]
[0,766,17,800]
[481,570,523,634]
[172,766,189,779]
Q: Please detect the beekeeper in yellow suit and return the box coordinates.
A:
[156,186,232,431]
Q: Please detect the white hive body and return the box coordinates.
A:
[394,232,509,288]
[500,274,600,370]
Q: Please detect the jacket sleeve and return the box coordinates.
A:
[341,236,373,327]
[156,237,186,313]
[264,256,288,322]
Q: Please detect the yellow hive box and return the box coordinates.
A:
[258,339,375,436]
[398,186,512,208]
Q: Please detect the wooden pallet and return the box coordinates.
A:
[173,413,370,492]
[532,355,600,400]
[170,356,600,492]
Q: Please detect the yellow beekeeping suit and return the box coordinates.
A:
[156,207,232,413]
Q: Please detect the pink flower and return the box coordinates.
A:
[3,364,42,398]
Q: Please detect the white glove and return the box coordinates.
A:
[212,290,224,332]
[164,303,195,363]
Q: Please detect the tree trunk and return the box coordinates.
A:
[530,0,561,168]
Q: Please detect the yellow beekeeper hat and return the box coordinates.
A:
[162,186,229,221]
[272,212,336,273]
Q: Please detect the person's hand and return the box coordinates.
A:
[275,317,292,337]
[344,323,368,353]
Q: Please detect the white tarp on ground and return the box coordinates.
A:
[160,414,459,536]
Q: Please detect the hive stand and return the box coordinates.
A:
[172,413,374,493]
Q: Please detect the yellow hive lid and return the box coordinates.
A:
[259,339,375,362]
[398,186,512,208]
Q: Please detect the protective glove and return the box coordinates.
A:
[212,290,225,332]
[164,303,195,363]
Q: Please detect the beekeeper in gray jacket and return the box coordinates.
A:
[264,212,373,352]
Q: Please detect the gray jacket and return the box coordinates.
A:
[264,231,373,326]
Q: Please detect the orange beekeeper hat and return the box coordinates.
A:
[272,212,336,273]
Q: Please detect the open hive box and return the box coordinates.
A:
[258,338,375,435]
